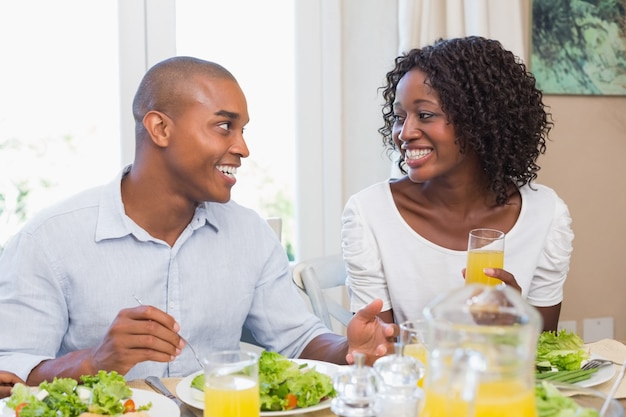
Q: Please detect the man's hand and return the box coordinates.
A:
[89,305,184,375]
[27,305,185,385]
[345,299,398,366]
[0,371,24,399]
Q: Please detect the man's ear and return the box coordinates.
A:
[142,111,171,148]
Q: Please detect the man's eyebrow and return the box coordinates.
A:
[215,110,240,119]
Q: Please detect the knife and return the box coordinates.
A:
[145,376,199,417]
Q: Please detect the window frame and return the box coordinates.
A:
[117,0,340,261]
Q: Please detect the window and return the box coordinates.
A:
[175,0,297,259]
[1,1,357,260]
[0,1,120,245]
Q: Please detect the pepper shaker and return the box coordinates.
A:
[373,343,424,417]
[331,352,382,417]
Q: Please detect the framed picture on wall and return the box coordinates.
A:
[530,0,626,96]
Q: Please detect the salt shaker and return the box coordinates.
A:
[373,343,424,417]
[331,352,382,417]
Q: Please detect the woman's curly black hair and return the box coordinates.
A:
[380,36,552,205]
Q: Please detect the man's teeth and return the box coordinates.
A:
[405,149,432,160]
[217,165,237,178]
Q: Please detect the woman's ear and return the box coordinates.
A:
[142,110,171,148]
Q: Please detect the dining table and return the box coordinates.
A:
[128,338,626,417]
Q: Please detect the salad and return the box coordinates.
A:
[191,351,336,412]
[534,329,601,384]
[4,370,151,417]
[535,381,599,417]
[536,329,589,372]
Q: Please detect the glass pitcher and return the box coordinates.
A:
[419,284,542,417]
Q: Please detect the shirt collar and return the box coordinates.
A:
[94,165,220,242]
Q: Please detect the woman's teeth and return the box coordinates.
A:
[405,149,432,160]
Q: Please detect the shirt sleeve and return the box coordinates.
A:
[242,228,329,359]
[341,195,392,313]
[0,230,65,381]
[526,193,574,307]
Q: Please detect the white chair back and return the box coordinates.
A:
[292,254,353,331]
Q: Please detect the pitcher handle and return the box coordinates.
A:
[444,348,486,416]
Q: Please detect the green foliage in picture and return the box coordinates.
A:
[531,0,626,95]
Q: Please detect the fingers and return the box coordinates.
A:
[0,371,23,385]
[356,299,384,320]
[92,306,185,373]
[346,344,390,367]
[119,306,183,351]
[345,300,398,366]
[383,322,399,339]
[0,386,13,399]
[0,371,23,399]
[483,268,522,292]
[127,305,181,333]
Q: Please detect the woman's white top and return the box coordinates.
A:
[341,181,574,324]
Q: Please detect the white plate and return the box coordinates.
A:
[176,359,342,416]
[575,355,617,388]
[0,388,180,417]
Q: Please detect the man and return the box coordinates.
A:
[0,56,396,385]
[0,371,23,398]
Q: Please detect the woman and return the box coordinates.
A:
[341,36,573,332]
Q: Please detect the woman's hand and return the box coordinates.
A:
[482,268,521,293]
[463,267,521,293]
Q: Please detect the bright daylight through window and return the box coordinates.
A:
[0,1,120,246]
[176,0,297,260]
[0,1,296,259]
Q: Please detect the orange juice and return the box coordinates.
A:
[465,250,504,286]
[420,380,536,417]
[204,375,259,417]
[403,343,427,387]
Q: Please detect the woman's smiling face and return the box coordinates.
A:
[392,69,466,184]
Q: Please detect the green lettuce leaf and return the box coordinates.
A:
[535,381,599,417]
[4,370,145,417]
[258,351,336,411]
[536,329,589,371]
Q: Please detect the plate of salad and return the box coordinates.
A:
[176,351,340,415]
[536,381,624,417]
[0,370,179,417]
[535,329,616,388]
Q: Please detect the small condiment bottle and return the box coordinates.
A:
[331,352,382,417]
[373,343,424,417]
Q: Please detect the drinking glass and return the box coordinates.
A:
[203,350,259,417]
[465,228,505,286]
[399,319,429,387]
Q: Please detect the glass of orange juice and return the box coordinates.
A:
[203,350,259,417]
[399,319,428,387]
[465,228,505,286]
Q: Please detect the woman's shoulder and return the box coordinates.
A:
[519,182,566,205]
[349,179,393,201]
[518,183,571,223]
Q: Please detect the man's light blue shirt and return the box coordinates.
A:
[0,167,328,381]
